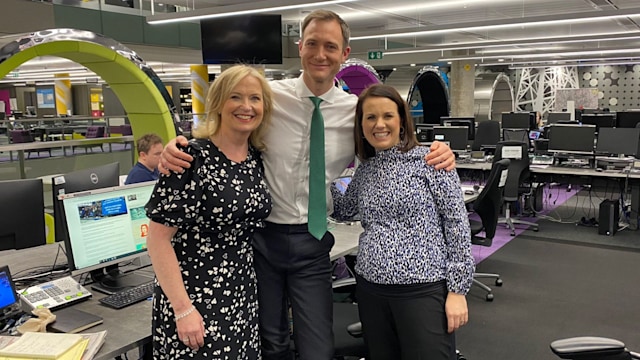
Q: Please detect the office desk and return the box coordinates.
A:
[0,227,364,359]
[458,162,640,228]
[0,136,134,178]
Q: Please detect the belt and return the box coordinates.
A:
[264,221,310,234]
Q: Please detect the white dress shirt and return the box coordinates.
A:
[264,75,357,224]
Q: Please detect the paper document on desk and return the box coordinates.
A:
[0,331,82,359]
[0,331,105,360]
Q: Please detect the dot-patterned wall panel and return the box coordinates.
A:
[579,65,640,111]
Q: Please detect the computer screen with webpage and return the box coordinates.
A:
[60,181,156,293]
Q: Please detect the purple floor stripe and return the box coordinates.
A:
[472,185,580,264]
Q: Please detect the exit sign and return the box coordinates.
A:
[368,51,383,60]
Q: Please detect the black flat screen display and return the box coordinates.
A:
[200,15,283,65]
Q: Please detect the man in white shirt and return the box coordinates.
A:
[160,10,456,360]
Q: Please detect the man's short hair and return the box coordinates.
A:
[136,133,163,154]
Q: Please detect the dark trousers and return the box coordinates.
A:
[356,278,456,360]
[253,222,335,360]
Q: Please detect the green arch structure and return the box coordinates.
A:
[0,33,177,145]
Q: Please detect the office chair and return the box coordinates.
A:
[73,126,106,153]
[9,129,51,158]
[472,121,500,153]
[550,337,639,360]
[469,159,510,301]
[332,277,368,360]
[503,128,529,143]
[494,141,540,236]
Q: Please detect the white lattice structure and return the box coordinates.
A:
[516,67,579,114]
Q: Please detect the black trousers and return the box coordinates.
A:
[253,223,335,360]
[356,277,456,360]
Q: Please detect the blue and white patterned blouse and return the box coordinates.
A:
[331,145,474,294]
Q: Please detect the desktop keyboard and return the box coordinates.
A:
[99,281,154,309]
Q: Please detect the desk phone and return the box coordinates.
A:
[19,276,91,310]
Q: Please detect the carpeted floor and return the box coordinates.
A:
[460,225,640,360]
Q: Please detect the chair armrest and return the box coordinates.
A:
[550,337,627,359]
[346,322,363,338]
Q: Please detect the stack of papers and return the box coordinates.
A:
[0,330,106,360]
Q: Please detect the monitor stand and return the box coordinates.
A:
[90,264,153,295]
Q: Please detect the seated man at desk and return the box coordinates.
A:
[125,133,163,184]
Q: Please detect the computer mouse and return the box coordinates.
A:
[595,168,603,172]
[464,190,475,195]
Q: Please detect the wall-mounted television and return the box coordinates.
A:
[200,15,283,65]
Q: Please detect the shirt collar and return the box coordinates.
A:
[294,74,338,104]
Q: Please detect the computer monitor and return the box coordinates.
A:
[414,124,434,143]
[548,124,596,155]
[432,126,469,152]
[580,114,616,132]
[0,179,46,251]
[440,117,476,140]
[547,112,572,124]
[502,112,533,130]
[596,128,640,157]
[60,181,155,293]
[0,266,21,321]
[615,111,640,128]
[52,163,121,244]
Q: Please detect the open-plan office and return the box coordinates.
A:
[2,1,640,360]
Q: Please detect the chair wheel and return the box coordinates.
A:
[485,293,494,301]
[533,228,539,232]
[510,231,516,236]
[495,278,503,286]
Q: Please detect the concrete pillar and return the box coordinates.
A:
[449,52,476,117]
[54,73,72,116]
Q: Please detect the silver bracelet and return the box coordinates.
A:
[175,305,196,321]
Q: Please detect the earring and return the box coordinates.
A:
[399,127,405,135]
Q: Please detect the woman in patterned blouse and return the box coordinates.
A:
[145,65,273,359]
[332,84,475,360]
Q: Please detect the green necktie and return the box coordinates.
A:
[308,96,326,240]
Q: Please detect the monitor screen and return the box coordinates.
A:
[596,128,640,157]
[580,114,616,132]
[0,179,46,251]
[547,112,572,124]
[52,163,120,243]
[440,117,476,140]
[432,126,468,152]
[548,124,596,154]
[615,111,640,128]
[502,112,533,130]
[61,182,155,292]
[0,266,20,321]
[200,15,283,65]
[415,124,434,143]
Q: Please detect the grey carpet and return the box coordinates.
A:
[459,236,640,360]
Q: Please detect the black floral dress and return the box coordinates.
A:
[146,139,271,359]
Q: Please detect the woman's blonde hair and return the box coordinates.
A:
[191,65,273,151]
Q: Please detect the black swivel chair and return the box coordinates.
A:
[494,141,540,236]
[503,128,529,143]
[332,277,368,360]
[469,159,510,301]
[472,121,501,154]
